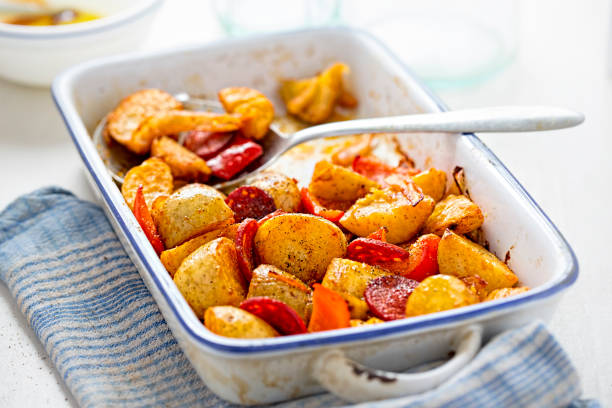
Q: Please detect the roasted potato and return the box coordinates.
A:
[411,168,447,202]
[322,258,392,319]
[340,185,435,244]
[248,171,301,212]
[129,110,244,155]
[173,238,246,318]
[485,287,530,301]
[105,89,182,150]
[254,213,347,284]
[220,223,240,241]
[350,317,384,327]
[218,87,274,140]
[155,183,234,248]
[437,230,518,295]
[423,194,484,236]
[247,264,312,323]
[151,136,211,182]
[121,157,173,211]
[280,62,348,124]
[204,306,278,338]
[160,228,226,277]
[309,160,378,203]
[405,275,479,317]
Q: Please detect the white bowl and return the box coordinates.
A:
[52,28,578,404]
[0,0,163,87]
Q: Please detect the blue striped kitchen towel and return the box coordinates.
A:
[0,187,600,408]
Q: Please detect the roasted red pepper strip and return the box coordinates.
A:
[352,156,419,185]
[207,136,263,180]
[347,237,410,275]
[364,275,420,321]
[404,234,440,282]
[184,130,234,160]
[132,185,164,255]
[308,284,350,332]
[300,187,344,223]
[240,297,307,335]
[235,218,259,282]
[367,226,388,241]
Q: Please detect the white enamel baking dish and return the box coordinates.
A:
[51,27,578,405]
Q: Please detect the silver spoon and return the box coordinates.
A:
[93,93,584,190]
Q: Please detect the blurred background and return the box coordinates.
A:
[0,0,610,406]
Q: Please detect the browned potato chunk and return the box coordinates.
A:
[155,184,234,248]
[350,317,384,327]
[485,287,530,301]
[218,87,274,140]
[247,264,312,323]
[423,194,484,236]
[322,258,391,319]
[412,168,447,202]
[220,223,240,241]
[405,275,479,317]
[174,238,246,318]
[129,111,243,155]
[105,89,182,150]
[340,186,435,244]
[248,171,301,212]
[151,136,211,182]
[160,228,226,277]
[309,160,378,203]
[121,157,173,211]
[280,62,348,124]
[254,214,347,284]
[437,230,518,295]
[204,306,278,338]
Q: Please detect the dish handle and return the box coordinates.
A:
[311,324,482,403]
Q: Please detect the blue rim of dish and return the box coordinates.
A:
[51,26,579,355]
[0,0,163,39]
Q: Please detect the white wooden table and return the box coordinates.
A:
[0,0,610,406]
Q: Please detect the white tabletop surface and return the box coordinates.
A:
[1,0,610,406]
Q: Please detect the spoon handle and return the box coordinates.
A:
[288,106,584,147]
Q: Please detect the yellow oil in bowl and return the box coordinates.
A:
[4,9,101,26]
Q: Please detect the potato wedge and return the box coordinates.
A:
[340,185,434,244]
[309,160,379,203]
[151,136,211,182]
[105,89,183,150]
[155,183,234,248]
[412,168,447,202]
[485,287,530,301]
[174,238,246,318]
[121,157,173,211]
[322,258,392,319]
[405,275,479,317]
[437,230,518,294]
[247,264,312,323]
[423,194,484,236]
[220,223,240,241]
[280,62,348,124]
[160,228,226,277]
[248,171,301,212]
[129,110,244,155]
[218,87,274,140]
[254,213,347,284]
[204,306,278,338]
[350,317,384,327]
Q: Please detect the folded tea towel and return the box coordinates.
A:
[0,187,600,408]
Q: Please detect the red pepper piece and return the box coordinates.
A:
[367,226,388,242]
[240,297,307,335]
[308,284,351,332]
[257,209,286,226]
[207,136,263,180]
[132,185,164,255]
[347,237,410,275]
[352,156,419,185]
[235,218,259,282]
[404,234,441,282]
[364,275,419,321]
[226,186,276,222]
[300,187,344,223]
[183,130,234,160]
